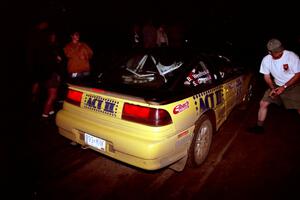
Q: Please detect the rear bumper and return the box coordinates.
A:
[56,109,192,170]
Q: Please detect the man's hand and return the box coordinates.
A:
[269,86,285,98]
[274,86,285,95]
[269,88,278,98]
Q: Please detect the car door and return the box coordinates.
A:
[194,58,226,128]
[213,55,240,118]
[223,78,238,117]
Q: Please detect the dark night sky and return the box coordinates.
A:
[4,0,300,73]
[3,0,299,66]
[4,0,299,43]
[10,0,299,34]
[3,0,299,93]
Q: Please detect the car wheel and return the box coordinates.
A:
[187,115,213,168]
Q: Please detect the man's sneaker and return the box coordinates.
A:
[247,125,264,134]
[42,111,55,118]
[42,113,49,118]
[49,110,55,115]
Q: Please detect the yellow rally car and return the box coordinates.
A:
[56,48,254,171]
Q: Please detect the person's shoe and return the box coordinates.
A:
[247,125,264,134]
[41,113,49,118]
[49,110,55,115]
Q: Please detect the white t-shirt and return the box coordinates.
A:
[260,50,300,86]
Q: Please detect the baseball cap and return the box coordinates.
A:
[267,38,284,53]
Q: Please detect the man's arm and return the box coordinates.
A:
[284,72,300,88]
[263,74,278,98]
[263,74,275,89]
[275,72,300,95]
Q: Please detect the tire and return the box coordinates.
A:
[187,115,213,168]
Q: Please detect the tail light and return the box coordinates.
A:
[66,89,83,106]
[122,103,172,126]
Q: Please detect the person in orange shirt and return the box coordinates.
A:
[64,31,93,84]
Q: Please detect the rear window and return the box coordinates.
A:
[92,49,243,101]
[98,50,185,90]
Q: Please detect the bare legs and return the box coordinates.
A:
[250,99,298,134]
[257,100,270,125]
[33,83,58,117]
[42,88,57,116]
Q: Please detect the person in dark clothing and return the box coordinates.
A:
[32,31,65,118]
[27,20,51,103]
[142,19,157,49]
[130,23,142,49]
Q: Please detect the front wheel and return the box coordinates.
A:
[187,115,213,168]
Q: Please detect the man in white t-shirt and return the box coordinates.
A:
[249,38,300,134]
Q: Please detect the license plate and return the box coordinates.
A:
[84,133,106,151]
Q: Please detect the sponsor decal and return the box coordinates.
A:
[173,101,189,114]
[184,68,212,86]
[84,94,118,116]
[197,89,224,112]
[283,64,289,71]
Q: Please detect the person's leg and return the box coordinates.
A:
[257,100,270,126]
[248,89,273,134]
[42,88,57,117]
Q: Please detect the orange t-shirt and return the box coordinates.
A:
[64,42,93,73]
